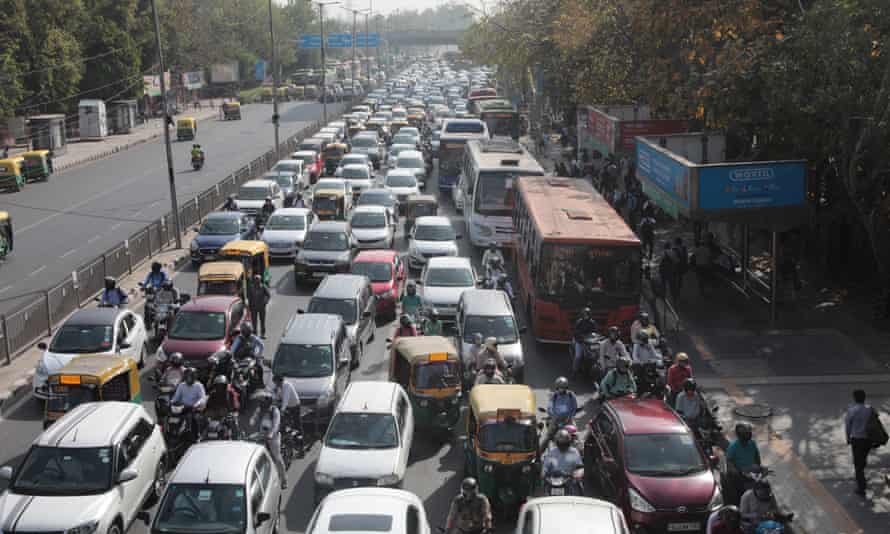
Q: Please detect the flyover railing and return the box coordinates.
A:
[0,115,334,364]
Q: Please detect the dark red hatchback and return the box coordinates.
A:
[158,295,248,375]
[584,397,722,534]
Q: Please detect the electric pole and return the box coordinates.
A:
[352,9,357,100]
[150,0,181,249]
[365,2,371,83]
[315,1,341,123]
[268,0,280,158]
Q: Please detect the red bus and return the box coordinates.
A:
[513,176,641,343]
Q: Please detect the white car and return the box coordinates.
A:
[0,402,167,534]
[335,153,373,176]
[395,150,427,189]
[516,497,629,534]
[420,256,477,319]
[350,205,394,249]
[34,308,148,399]
[261,208,314,259]
[309,488,431,534]
[383,169,421,204]
[339,164,374,198]
[314,381,414,504]
[236,179,284,216]
[147,441,281,534]
[408,216,460,271]
[387,144,416,169]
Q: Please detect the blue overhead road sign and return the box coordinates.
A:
[355,33,380,48]
[326,33,353,48]
[298,35,322,49]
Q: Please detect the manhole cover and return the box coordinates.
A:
[734,403,773,418]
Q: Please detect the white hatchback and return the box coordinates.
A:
[309,488,431,534]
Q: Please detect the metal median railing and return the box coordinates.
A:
[0,119,329,364]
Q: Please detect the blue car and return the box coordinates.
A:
[190,211,256,264]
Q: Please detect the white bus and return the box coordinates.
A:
[458,138,546,248]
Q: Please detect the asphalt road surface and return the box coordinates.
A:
[0,101,341,314]
[0,166,580,534]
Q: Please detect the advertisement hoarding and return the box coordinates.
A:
[210,62,240,83]
[255,60,266,82]
[182,71,204,90]
[618,119,689,154]
[578,105,688,159]
[143,72,171,97]
[697,161,806,211]
[636,139,691,219]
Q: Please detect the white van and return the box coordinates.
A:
[517,497,629,534]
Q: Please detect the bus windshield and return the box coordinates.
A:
[439,141,465,176]
[481,112,518,138]
[537,244,641,301]
[475,171,542,216]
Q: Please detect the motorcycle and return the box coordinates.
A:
[543,468,585,497]
[141,284,180,339]
[203,413,239,441]
[164,403,200,465]
[482,271,515,300]
[152,373,181,419]
[191,153,205,170]
[567,333,604,386]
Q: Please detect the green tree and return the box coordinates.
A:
[81,0,145,100]
[0,0,27,119]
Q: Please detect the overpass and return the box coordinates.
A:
[385,29,463,46]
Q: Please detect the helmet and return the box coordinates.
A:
[484,336,497,350]
[564,424,578,436]
[473,332,483,345]
[400,314,412,327]
[719,505,741,526]
[488,243,497,251]
[676,352,689,363]
[429,309,439,320]
[683,378,697,392]
[483,358,496,373]
[162,279,174,290]
[581,307,591,317]
[183,367,196,381]
[554,376,569,392]
[639,311,650,323]
[213,374,229,386]
[616,356,631,371]
[151,261,162,273]
[104,276,116,288]
[265,196,273,202]
[460,477,478,499]
[554,429,571,450]
[735,422,753,441]
[608,326,619,337]
[637,330,650,343]
[241,323,253,337]
[753,480,773,501]
[228,194,236,201]
[169,352,184,367]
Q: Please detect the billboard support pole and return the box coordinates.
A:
[770,230,778,327]
[268,0,280,158]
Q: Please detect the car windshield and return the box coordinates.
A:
[351,211,387,228]
[199,217,239,236]
[237,186,269,201]
[273,344,334,378]
[169,311,227,340]
[445,121,483,133]
[624,434,707,476]
[342,167,369,179]
[326,413,398,449]
[358,192,395,208]
[397,157,424,169]
[49,324,113,353]
[414,223,454,241]
[12,446,113,495]
[265,214,305,231]
[386,174,416,188]
[351,261,392,282]
[462,315,518,344]
[155,483,246,534]
[352,137,376,148]
[297,154,316,165]
[414,361,461,389]
[308,298,357,324]
[478,420,536,452]
[272,163,299,173]
[426,267,474,287]
[303,231,348,251]
[342,156,367,166]
[272,174,293,189]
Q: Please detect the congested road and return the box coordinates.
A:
[0,163,584,534]
[0,101,340,315]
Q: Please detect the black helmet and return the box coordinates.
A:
[104,276,116,288]
[683,378,697,392]
[183,367,196,381]
[241,323,253,337]
[460,477,478,499]
[151,261,162,273]
[400,314,412,327]
[169,352,184,367]
[719,505,741,527]
[735,422,753,441]
[554,429,571,450]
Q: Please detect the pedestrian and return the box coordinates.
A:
[845,389,873,496]
[659,241,679,299]
[247,273,271,338]
[639,214,656,260]
[673,237,688,291]
[693,238,713,297]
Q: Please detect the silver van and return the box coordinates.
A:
[457,289,526,382]
[306,275,376,369]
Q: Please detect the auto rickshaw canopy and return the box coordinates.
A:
[0,158,23,176]
[391,335,458,365]
[404,195,438,215]
[323,143,348,157]
[177,117,197,129]
[198,260,245,281]
[469,384,536,420]
[45,355,140,425]
[220,240,270,260]
[53,354,137,382]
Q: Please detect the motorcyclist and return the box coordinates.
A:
[667,352,693,403]
[572,308,598,376]
[393,314,418,339]
[547,377,578,433]
[260,196,275,223]
[156,279,179,306]
[740,481,779,534]
[252,390,287,489]
[422,309,443,336]
[727,422,763,477]
[480,336,508,373]
[190,144,204,162]
[674,378,703,427]
[445,477,492,534]
[143,261,169,290]
[631,330,661,365]
[272,374,304,456]
[161,352,185,386]
[223,194,238,211]
[599,326,628,371]
[485,256,514,299]
[599,356,637,400]
[630,311,659,346]
[171,368,207,440]
[399,282,422,319]
[542,429,584,482]
[99,276,128,307]
[205,375,240,437]
[481,243,505,278]
[706,505,744,534]
[231,323,265,385]
[475,358,505,385]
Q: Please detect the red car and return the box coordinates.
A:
[584,397,722,534]
[293,150,323,183]
[350,250,405,321]
[158,295,248,377]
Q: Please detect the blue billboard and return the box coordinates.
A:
[697,161,806,211]
[635,140,691,209]
[298,35,322,49]
[255,60,266,81]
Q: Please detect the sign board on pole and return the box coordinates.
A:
[255,60,266,81]
[355,33,380,48]
[326,33,353,48]
[697,162,806,211]
[210,62,240,83]
[298,35,322,49]
[143,72,171,96]
[182,71,204,90]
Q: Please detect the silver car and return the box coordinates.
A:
[408,216,459,270]
[395,150,428,189]
[420,256,477,320]
[261,208,313,259]
[335,153,373,176]
[350,205,394,249]
[340,164,374,198]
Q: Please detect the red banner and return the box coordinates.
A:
[618,120,689,154]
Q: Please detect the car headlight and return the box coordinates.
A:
[377,474,400,486]
[708,485,723,510]
[315,471,334,485]
[483,464,494,473]
[628,487,656,513]
[65,520,99,534]
[190,241,199,251]
[156,347,167,362]
[36,359,49,377]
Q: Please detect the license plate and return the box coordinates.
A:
[550,488,564,496]
[667,523,700,532]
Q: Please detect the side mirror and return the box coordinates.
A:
[119,342,132,350]
[537,407,546,413]
[136,511,151,525]
[0,466,13,480]
[518,326,528,333]
[37,342,47,350]
[255,512,271,527]
[117,467,139,483]
[297,309,305,314]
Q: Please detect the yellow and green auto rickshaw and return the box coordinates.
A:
[322,142,348,176]
[403,194,437,229]
[176,117,197,140]
[464,384,540,512]
[44,355,140,427]
[292,86,306,100]
[21,150,52,182]
[389,336,462,433]
[277,87,290,102]
[222,101,242,120]
[197,261,247,300]
[0,157,25,191]
[304,85,319,99]
[0,211,13,260]
[218,240,271,287]
[389,119,409,136]
[261,87,274,103]
[312,189,348,221]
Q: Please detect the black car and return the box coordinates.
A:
[294,221,353,283]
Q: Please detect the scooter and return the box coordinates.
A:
[163,403,200,466]
[191,153,205,170]
[543,468,585,497]
[567,333,604,386]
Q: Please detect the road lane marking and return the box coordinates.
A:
[26,265,46,278]
[61,249,76,258]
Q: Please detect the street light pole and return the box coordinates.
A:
[268,0,280,158]
[351,9,357,98]
[149,0,181,249]
[314,0,340,124]
[365,1,370,82]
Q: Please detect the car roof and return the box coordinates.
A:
[281,313,342,345]
[459,289,511,315]
[65,307,120,326]
[338,381,401,413]
[171,441,263,485]
[354,249,397,262]
[37,402,143,447]
[293,150,317,156]
[352,204,386,214]
[359,189,394,198]
[314,274,369,299]
[314,488,423,533]
[415,215,451,226]
[310,221,349,232]
[523,497,625,534]
[386,169,416,177]
[206,211,242,221]
[397,150,423,158]
[274,159,301,165]
[426,256,472,269]
[181,295,239,312]
[607,397,689,435]
[271,207,311,216]
[342,153,369,159]
[241,179,276,188]
[342,164,370,172]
